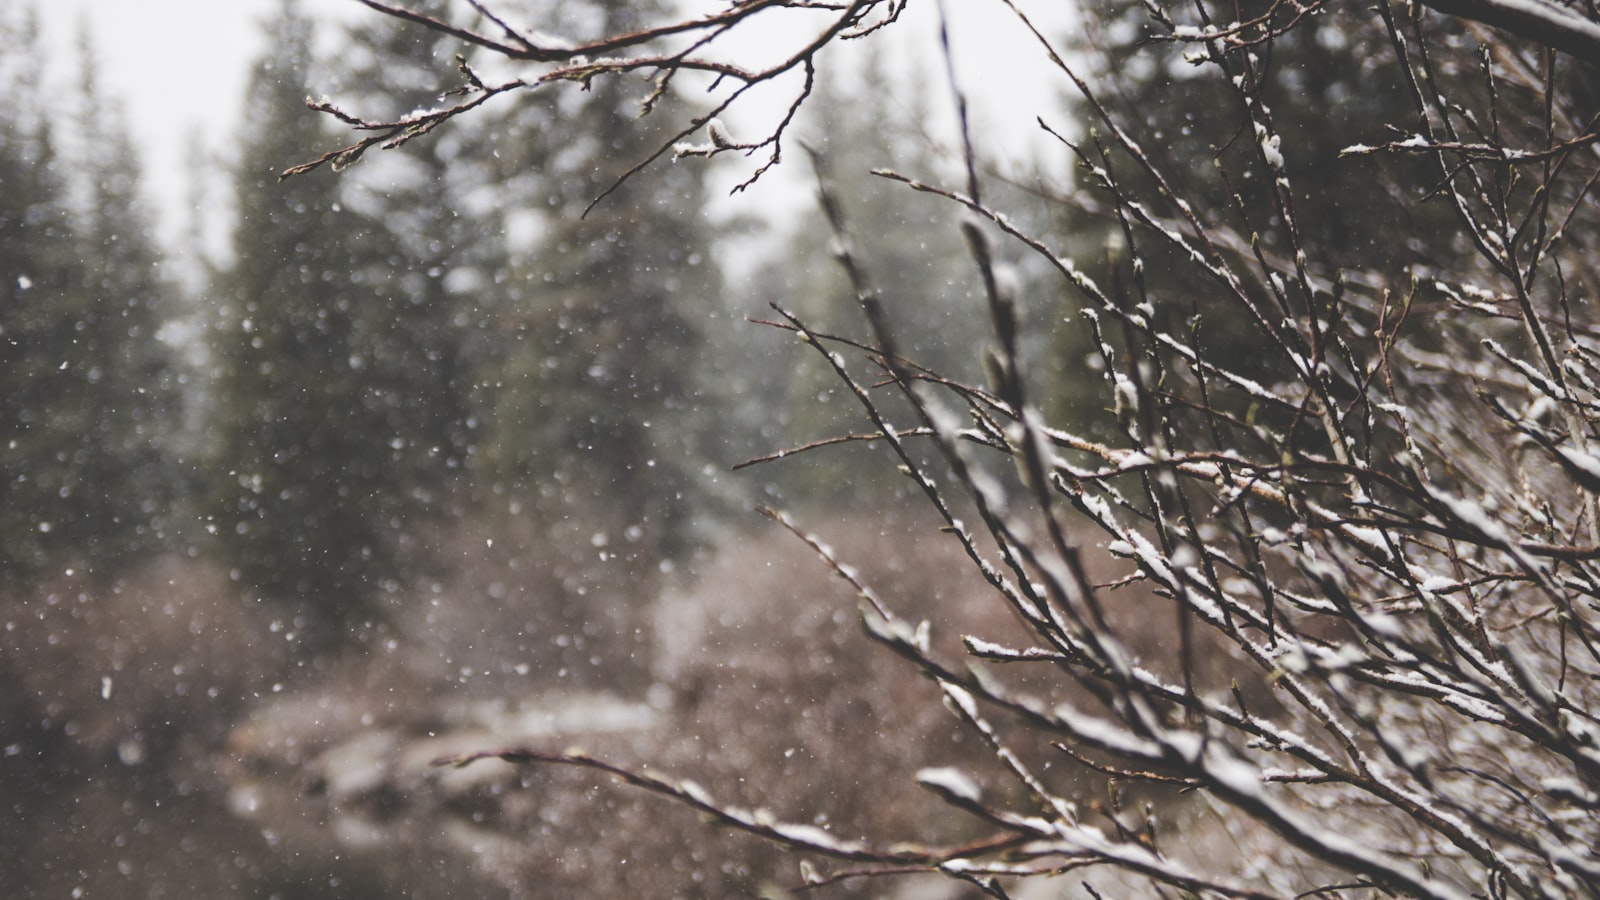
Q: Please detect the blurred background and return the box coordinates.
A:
[2,0,1085,896]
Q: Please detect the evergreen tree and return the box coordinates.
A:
[479,0,720,557]
[0,7,79,584]
[748,50,980,507]
[459,0,724,690]
[329,0,504,510]
[1054,0,1457,369]
[68,28,180,578]
[0,10,176,586]
[210,1,427,635]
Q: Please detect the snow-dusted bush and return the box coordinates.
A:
[303,1,1600,895]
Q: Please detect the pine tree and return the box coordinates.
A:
[210,1,422,635]
[748,51,980,507]
[0,10,176,586]
[478,0,720,556]
[1053,0,1458,372]
[1001,0,1475,442]
[328,0,504,511]
[67,27,180,580]
[0,7,78,584]
[462,0,724,690]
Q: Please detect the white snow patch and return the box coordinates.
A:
[916,766,982,803]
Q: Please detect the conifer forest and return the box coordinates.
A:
[5,0,1600,896]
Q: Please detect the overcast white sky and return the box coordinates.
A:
[38,0,1074,260]
[39,1,356,254]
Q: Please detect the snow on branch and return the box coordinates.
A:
[1416,0,1600,65]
